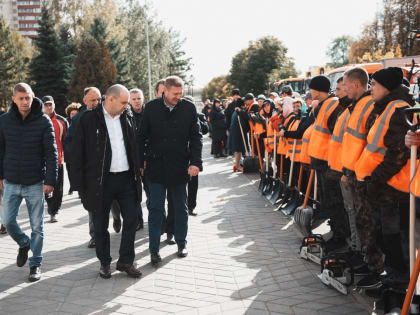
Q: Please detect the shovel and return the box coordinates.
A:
[276,139,297,208]
[256,134,267,192]
[238,114,259,173]
[267,134,280,204]
[294,169,315,237]
[281,163,305,215]
[263,133,276,195]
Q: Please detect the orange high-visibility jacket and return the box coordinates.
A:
[355,100,412,192]
[328,109,351,172]
[341,95,375,172]
[410,163,420,197]
[300,124,314,165]
[278,113,296,155]
[286,118,302,163]
[265,121,276,153]
[308,97,339,161]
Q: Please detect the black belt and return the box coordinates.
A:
[108,170,130,176]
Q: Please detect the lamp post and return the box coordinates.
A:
[145,17,153,101]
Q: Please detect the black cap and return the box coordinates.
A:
[244,93,255,100]
[309,75,330,93]
[281,86,293,95]
[232,88,240,96]
[263,99,274,107]
[372,67,403,91]
[42,95,54,104]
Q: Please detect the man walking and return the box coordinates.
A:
[139,76,203,264]
[42,96,68,223]
[0,83,58,282]
[71,84,142,279]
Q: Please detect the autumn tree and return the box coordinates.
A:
[68,34,117,102]
[326,36,351,67]
[229,36,297,95]
[202,75,233,101]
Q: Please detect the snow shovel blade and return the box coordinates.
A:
[268,179,280,204]
[276,185,292,206]
[258,172,266,192]
[263,176,274,195]
[281,189,304,215]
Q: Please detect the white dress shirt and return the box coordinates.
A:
[103,107,130,172]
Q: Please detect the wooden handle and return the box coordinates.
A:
[255,134,264,171]
[288,139,297,186]
[279,154,284,181]
[297,164,303,190]
[251,130,255,158]
[302,170,315,208]
[401,246,420,315]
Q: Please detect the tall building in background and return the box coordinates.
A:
[0,0,41,38]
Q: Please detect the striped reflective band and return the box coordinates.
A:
[288,150,301,154]
[287,140,303,145]
[314,99,338,135]
[365,100,401,156]
[345,99,375,141]
[303,138,310,143]
[331,111,350,143]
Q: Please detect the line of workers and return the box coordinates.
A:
[212,67,419,291]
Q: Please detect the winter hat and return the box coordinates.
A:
[372,67,403,91]
[282,96,294,117]
[244,93,255,100]
[309,75,330,93]
[256,94,266,101]
[263,99,273,107]
[232,88,240,96]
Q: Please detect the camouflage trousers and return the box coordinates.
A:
[353,178,404,273]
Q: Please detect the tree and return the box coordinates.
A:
[168,31,192,81]
[326,36,350,67]
[229,36,296,95]
[0,17,31,108]
[202,75,233,101]
[29,6,69,115]
[68,34,117,102]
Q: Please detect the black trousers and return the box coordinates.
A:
[93,171,138,266]
[46,164,64,216]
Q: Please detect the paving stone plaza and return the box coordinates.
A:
[0,138,371,314]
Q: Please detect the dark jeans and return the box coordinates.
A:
[45,164,64,216]
[93,171,138,266]
[187,176,198,211]
[148,182,188,254]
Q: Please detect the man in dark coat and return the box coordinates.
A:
[70,84,143,279]
[139,76,203,264]
[0,83,58,282]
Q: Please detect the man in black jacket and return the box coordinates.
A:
[70,84,142,279]
[139,76,203,264]
[0,83,58,282]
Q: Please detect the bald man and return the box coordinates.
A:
[70,84,143,279]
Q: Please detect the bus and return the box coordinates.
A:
[274,77,310,96]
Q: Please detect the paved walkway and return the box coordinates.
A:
[0,138,371,315]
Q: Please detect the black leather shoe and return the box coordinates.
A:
[116,262,142,278]
[17,244,30,267]
[29,266,41,282]
[177,246,188,258]
[99,265,112,279]
[0,224,7,234]
[188,209,197,216]
[151,253,162,264]
[88,238,96,248]
[113,218,121,233]
[165,234,176,245]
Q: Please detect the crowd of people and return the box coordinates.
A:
[0,76,203,282]
[202,66,419,292]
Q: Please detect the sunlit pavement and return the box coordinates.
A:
[0,137,370,315]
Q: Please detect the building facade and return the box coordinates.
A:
[0,0,41,38]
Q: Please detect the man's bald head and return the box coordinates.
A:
[104,84,130,117]
[106,84,129,99]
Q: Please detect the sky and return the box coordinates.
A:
[150,0,382,87]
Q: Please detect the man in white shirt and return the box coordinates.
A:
[70,84,143,279]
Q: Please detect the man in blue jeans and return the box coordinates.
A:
[0,83,58,282]
[139,76,203,264]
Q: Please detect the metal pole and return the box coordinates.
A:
[145,17,153,100]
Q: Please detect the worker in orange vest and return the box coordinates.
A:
[307,75,348,251]
[338,68,374,258]
[354,67,415,288]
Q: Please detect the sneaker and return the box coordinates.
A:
[50,215,58,223]
[353,264,370,277]
[17,244,30,267]
[87,238,96,248]
[356,273,382,289]
[28,266,41,282]
[0,224,6,234]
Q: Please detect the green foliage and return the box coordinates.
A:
[29,7,69,115]
[326,36,350,68]
[229,36,297,95]
[202,75,233,101]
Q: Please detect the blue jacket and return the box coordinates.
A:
[0,97,58,186]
